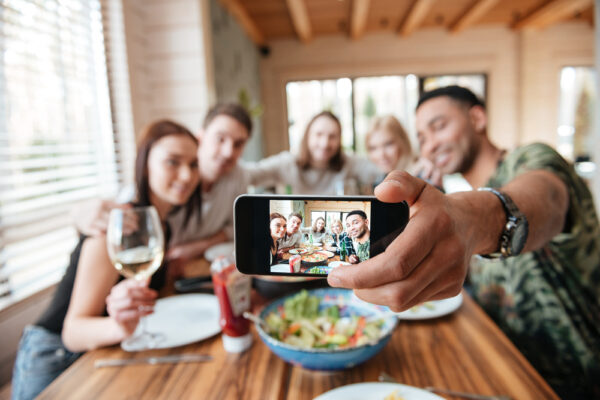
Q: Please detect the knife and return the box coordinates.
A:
[94,354,213,368]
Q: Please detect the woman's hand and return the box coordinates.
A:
[71,199,132,237]
[106,279,158,339]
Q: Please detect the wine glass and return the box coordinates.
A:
[106,206,165,351]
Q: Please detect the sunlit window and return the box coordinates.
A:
[0,0,119,307]
[286,75,420,156]
[557,67,597,169]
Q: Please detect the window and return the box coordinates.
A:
[0,0,124,308]
[285,73,486,156]
[420,74,487,101]
[309,211,349,230]
[557,67,597,172]
[286,78,354,151]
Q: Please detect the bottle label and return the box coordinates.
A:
[226,274,252,317]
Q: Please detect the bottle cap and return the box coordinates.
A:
[222,332,253,353]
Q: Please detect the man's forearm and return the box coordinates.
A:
[450,170,569,256]
[185,230,228,258]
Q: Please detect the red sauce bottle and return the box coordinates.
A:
[211,256,252,352]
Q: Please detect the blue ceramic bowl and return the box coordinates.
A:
[256,288,398,371]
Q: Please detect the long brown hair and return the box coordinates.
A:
[269,213,286,250]
[296,111,343,171]
[135,119,202,222]
[312,216,326,233]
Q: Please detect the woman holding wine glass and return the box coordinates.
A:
[12,120,201,400]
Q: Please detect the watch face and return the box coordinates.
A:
[512,222,528,254]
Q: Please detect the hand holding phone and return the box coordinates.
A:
[234,195,408,277]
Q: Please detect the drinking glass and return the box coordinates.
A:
[106,206,165,351]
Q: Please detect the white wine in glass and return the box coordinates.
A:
[107,206,165,351]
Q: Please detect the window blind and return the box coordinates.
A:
[0,0,127,308]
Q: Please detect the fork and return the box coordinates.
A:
[378,372,512,400]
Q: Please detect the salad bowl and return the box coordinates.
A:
[255,288,397,370]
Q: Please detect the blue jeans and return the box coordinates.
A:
[11,325,81,400]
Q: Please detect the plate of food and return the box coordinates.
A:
[303,266,332,274]
[395,292,463,320]
[122,294,221,352]
[329,260,351,268]
[301,251,329,266]
[257,288,397,370]
[320,250,335,258]
[314,382,444,400]
[289,248,308,255]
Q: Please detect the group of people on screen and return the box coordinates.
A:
[12,86,600,400]
[269,211,371,266]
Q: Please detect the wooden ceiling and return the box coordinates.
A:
[219,0,595,46]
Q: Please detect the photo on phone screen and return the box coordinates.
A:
[234,195,409,277]
[269,199,372,275]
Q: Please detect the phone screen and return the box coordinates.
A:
[269,199,373,275]
[234,195,408,277]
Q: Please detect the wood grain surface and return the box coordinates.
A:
[39,259,559,400]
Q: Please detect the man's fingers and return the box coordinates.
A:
[374,171,427,206]
[328,204,439,289]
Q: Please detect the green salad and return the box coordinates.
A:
[264,290,383,349]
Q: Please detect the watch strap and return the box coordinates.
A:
[478,187,528,258]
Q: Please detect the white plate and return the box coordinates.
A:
[122,294,221,352]
[271,264,291,273]
[314,382,444,400]
[329,261,351,268]
[289,248,308,255]
[204,241,235,262]
[396,292,463,320]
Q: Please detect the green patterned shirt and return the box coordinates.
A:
[469,143,600,399]
[353,239,370,262]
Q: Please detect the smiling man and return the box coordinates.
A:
[345,210,370,264]
[277,212,303,252]
[72,103,252,262]
[328,86,600,398]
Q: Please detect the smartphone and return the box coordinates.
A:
[234,195,409,277]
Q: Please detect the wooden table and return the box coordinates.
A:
[39,259,559,400]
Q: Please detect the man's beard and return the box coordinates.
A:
[353,227,367,240]
[456,135,480,174]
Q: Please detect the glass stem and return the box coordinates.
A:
[138,310,148,336]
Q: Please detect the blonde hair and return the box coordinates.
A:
[366,115,413,169]
[331,219,343,232]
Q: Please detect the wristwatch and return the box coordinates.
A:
[478,187,529,258]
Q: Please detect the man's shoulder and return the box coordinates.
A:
[212,163,249,193]
[508,143,562,162]
[493,142,571,184]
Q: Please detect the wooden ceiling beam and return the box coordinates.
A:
[512,0,594,30]
[285,0,312,43]
[398,0,436,37]
[219,0,266,46]
[350,0,371,40]
[449,0,500,34]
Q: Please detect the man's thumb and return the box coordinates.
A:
[374,171,427,206]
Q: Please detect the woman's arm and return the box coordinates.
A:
[62,237,157,352]
[241,151,292,187]
[166,230,228,261]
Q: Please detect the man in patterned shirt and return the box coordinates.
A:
[328,86,600,399]
[345,210,370,263]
